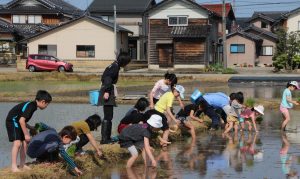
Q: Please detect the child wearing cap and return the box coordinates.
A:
[280,81,300,131]
[71,114,102,157]
[119,114,163,168]
[147,85,185,147]
[239,105,264,132]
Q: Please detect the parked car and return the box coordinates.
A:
[26,54,73,72]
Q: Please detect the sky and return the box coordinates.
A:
[0,0,299,17]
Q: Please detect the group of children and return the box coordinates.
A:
[5,72,300,175]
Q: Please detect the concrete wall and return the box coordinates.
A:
[27,18,128,61]
[227,34,256,67]
[287,12,300,32]
[116,15,142,37]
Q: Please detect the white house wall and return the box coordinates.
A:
[149,0,208,19]
[27,19,118,60]
[287,11,300,32]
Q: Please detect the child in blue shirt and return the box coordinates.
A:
[280,81,299,131]
[27,125,83,176]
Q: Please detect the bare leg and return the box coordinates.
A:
[142,149,148,166]
[184,121,196,142]
[126,155,138,168]
[281,111,291,131]
[20,141,31,170]
[162,130,170,146]
[223,122,233,134]
[11,140,21,172]
[234,123,239,133]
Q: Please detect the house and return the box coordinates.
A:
[285,7,300,32]
[247,11,287,32]
[202,3,236,64]
[88,0,156,61]
[0,0,82,58]
[145,0,223,69]
[226,11,287,68]
[19,15,132,70]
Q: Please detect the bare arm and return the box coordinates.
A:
[251,114,258,132]
[149,91,155,109]
[177,96,184,109]
[86,133,102,156]
[19,117,30,142]
[144,137,156,167]
[287,96,299,105]
[189,110,203,123]
[166,107,177,122]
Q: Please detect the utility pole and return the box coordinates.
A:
[114,5,117,57]
[222,0,227,68]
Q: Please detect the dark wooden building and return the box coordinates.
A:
[145,0,217,69]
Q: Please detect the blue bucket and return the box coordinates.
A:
[190,89,202,104]
[89,90,100,106]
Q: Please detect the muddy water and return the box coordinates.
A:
[96,110,300,179]
[2,102,300,178]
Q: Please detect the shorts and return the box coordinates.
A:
[227,115,239,125]
[280,105,290,117]
[176,115,188,124]
[128,145,139,156]
[6,121,24,142]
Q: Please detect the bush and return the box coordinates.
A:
[245,98,255,108]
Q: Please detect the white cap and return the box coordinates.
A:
[147,114,163,128]
[289,81,300,89]
[174,85,185,99]
[254,105,264,115]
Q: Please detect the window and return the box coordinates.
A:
[261,46,273,56]
[38,45,57,57]
[13,15,41,24]
[261,21,268,28]
[230,44,245,53]
[76,45,95,58]
[168,16,188,26]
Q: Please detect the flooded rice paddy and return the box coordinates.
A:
[1,82,300,178]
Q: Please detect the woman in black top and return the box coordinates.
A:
[99,52,131,144]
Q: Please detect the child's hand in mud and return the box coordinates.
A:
[75,167,83,176]
[151,160,157,168]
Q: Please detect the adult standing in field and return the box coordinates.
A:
[149,72,184,109]
[99,52,131,144]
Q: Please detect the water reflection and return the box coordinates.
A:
[280,133,299,179]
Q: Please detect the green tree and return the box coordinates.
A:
[273,29,300,70]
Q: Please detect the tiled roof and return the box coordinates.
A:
[89,0,156,14]
[235,17,250,29]
[249,11,288,23]
[227,31,262,42]
[286,7,300,17]
[244,24,278,40]
[3,0,82,16]
[171,25,210,38]
[202,3,233,18]
[20,15,132,42]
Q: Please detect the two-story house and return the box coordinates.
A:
[284,7,300,32]
[226,11,287,67]
[0,0,82,58]
[89,0,156,61]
